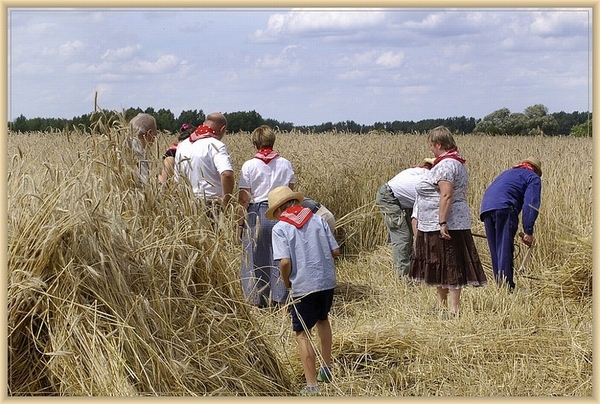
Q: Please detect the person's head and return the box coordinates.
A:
[427,126,456,155]
[130,113,157,147]
[204,112,227,138]
[178,123,195,141]
[520,156,542,177]
[251,125,276,149]
[421,157,435,169]
[265,186,304,220]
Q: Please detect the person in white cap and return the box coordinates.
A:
[266,186,340,396]
[375,157,435,278]
[480,156,543,292]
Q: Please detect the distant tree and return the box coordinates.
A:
[225,110,263,132]
[154,108,175,132]
[523,104,558,136]
[570,120,592,137]
[176,109,205,131]
[10,114,28,132]
[552,111,591,135]
[474,108,511,135]
[264,118,294,132]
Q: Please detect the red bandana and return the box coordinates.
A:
[254,147,280,164]
[433,148,466,166]
[512,162,538,175]
[166,142,178,153]
[279,206,313,229]
[189,125,218,143]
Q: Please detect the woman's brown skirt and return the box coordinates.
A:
[409,229,487,289]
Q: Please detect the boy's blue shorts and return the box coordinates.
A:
[289,288,334,332]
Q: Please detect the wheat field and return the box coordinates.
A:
[6,119,593,396]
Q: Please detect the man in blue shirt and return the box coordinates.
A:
[480,157,542,291]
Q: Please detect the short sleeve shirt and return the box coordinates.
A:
[238,156,296,203]
[272,214,339,298]
[174,137,233,200]
[414,158,471,231]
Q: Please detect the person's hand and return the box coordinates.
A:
[522,233,534,247]
[440,223,451,240]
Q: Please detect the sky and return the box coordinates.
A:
[7,7,593,127]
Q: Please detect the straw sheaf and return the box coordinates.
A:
[8,131,293,395]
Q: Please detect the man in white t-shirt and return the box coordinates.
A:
[174,112,234,211]
[375,157,434,278]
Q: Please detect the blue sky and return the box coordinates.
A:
[7,7,593,126]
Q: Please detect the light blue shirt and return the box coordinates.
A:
[272,213,339,298]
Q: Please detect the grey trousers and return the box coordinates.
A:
[376,184,414,277]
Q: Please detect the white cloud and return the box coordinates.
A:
[449,63,472,73]
[59,40,85,57]
[530,11,589,37]
[375,51,404,68]
[29,22,57,35]
[250,9,387,41]
[338,69,366,80]
[135,55,179,74]
[102,45,141,62]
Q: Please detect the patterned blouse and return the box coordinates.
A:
[413,158,471,232]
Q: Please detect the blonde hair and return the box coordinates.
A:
[427,126,457,151]
[130,113,156,137]
[251,125,276,149]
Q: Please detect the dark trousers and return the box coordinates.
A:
[482,208,519,290]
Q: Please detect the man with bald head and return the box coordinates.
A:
[174,112,235,213]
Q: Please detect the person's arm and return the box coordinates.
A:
[280,258,292,289]
[236,188,251,240]
[158,156,174,184]
[438,180,453,239]
[331,248,340,259]
[220,170,235,209]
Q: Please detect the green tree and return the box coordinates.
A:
[570,120,592,137]
[176,110,205,131]
[523,104,558,136]
[155,108,175,132]
[225,110,264,132]
[474,108,511,135]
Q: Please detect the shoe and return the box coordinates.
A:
[299,385,320,396]
[316,366,332,383]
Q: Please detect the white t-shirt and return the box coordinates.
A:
[238,156,296,203]
[272,214,339,298]
[174,136,233,200]
[387,166,430,209]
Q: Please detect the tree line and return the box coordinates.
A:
[7,104,591,137]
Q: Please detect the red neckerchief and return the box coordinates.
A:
[254,147,280,164]
[189,125,218,143]
[512,162,538,175]
[166,142,178,153]
[279,206,313,229]
[433,148,466,166]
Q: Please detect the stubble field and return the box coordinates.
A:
[6,121,593,396]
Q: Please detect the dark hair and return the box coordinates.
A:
[178,123,195,141]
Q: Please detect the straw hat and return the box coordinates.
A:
[422,157,435,166]
[265,186,304,220]
[521,156,542,176]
